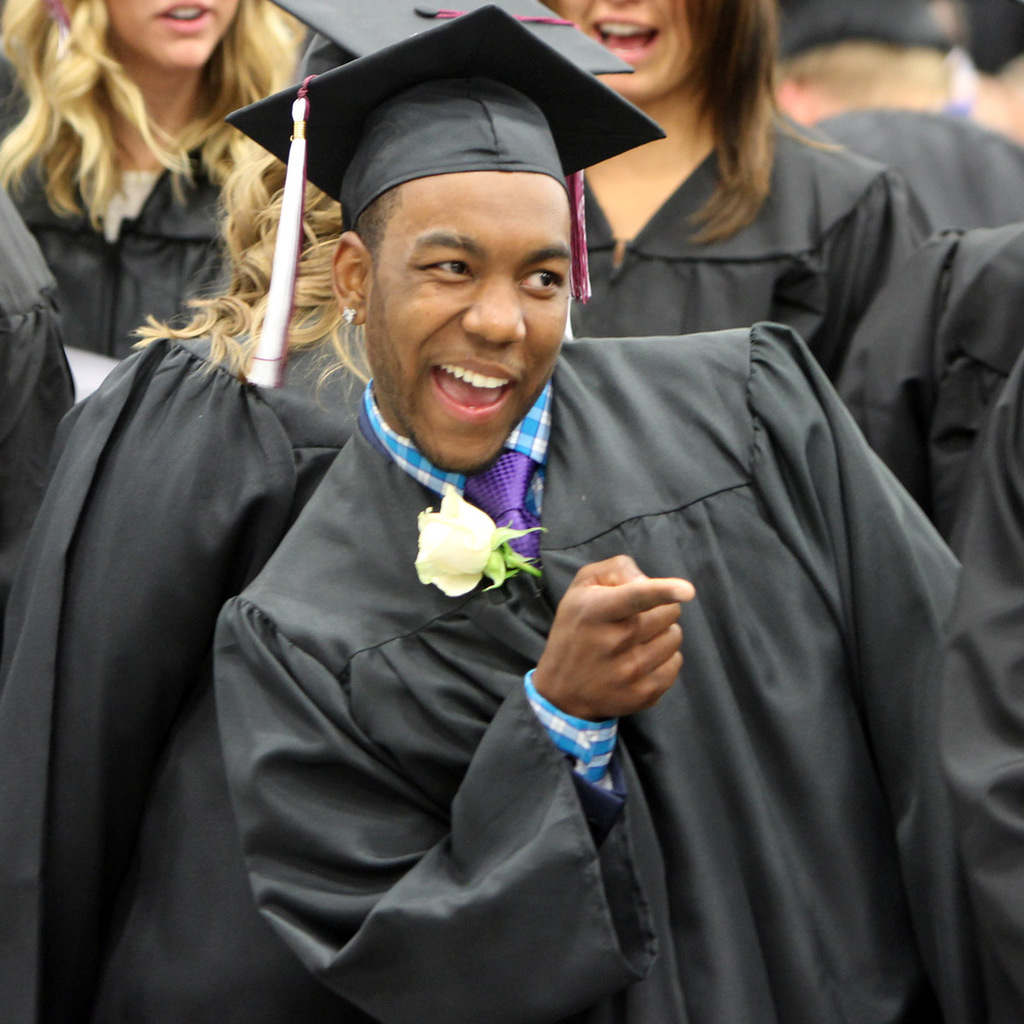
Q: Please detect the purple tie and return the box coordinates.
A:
[464,450,541,561]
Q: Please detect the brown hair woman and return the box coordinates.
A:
[545,0,926,380]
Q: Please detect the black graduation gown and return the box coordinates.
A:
[0,338,374,1023]
[836,220,1024,546]
[573,126,925,382]
[0,186,71,645]
[0,56,224,360]
[818,109,1024,232]
[9,167,226,359]
[215,323,982,1024]
[941,345,1024,1023]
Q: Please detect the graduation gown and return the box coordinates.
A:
[0,338,374,1023]
[9,166,226,359]
[818,109,1024,233]
[0,58,225,361]
[836,221,1024,546]
[941,345,1024,1023]
[0,186,71,646]
[215,323,982,1024]
[572,126,925,382]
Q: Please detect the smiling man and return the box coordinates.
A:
[347,170,571,476]
[213,8,983,1023]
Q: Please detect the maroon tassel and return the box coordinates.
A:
[415,6,575,25]
[566,170,590,303]
[43,0,72,54]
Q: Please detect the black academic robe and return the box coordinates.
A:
[0,186,71,644]
[0,338,374,1023]
[0,59,224,361]
[837,221,1024,546]
[9,166,226,359]
[574,125,925,382]
[215,323,982,1024]
[941,345,1024,1023]
[818,109,1024,233]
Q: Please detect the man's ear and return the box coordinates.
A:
[332,230,372,324]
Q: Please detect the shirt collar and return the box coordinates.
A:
[362,381,552,499]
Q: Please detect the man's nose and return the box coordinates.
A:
[461,278,527,346]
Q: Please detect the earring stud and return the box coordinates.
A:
[342,306,356,325]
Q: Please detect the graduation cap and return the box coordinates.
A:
[231,4,662,387]
[275,0,635,78]
[778,0,952,57]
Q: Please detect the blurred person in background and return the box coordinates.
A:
[539,0,924,383]
[0,0,303,366]
[777,0,1024,231]
[940,336,1024,1024]
[778,0,1024,545]
[0,143,371,1024]
[836,219,1024,545]
[943,0,1024,145]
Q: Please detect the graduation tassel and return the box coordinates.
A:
[566,170,590,303]
[247,77,314,388]
[414,7,576,25]
[43,0,72,57]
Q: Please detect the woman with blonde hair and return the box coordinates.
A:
[0,0,304,359]
[544,0,926,381]
[0,144,373,1024]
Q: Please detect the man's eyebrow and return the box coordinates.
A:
[526,244,571,264]
[411,235,571,264]
[413,232,483,256]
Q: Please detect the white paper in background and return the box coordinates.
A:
[65,346,119,403]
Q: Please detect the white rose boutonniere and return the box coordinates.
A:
[416,486,542,597]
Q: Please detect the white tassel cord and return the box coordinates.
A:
[247,94,310,387]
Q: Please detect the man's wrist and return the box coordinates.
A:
[524,670,617,783]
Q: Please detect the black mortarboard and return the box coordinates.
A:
[778,0,952,57]
[230,5,662,386]
[273,0,634,77]
[232,6,657,211]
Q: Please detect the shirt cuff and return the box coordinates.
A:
[571,755,626,846]
[524,669,618,784]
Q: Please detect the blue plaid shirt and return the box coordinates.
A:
[363,381,617,784]
[362,384,549,513]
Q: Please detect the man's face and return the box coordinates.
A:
[357,170,571,475]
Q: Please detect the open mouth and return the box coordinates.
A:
[164,6,206,21]
[596,20,658,55]
[434,364,512,411]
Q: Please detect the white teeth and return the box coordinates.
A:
[441,365,509,390]
[599,21,649,37]
[167,6,204,19]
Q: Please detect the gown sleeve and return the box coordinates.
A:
[940,348,1024,1022]
[810,167,928,382]
[0,340,302,1023]
[835,231,958,521]
[215,597,657,1024]
[0,194,72,643]
[838,223,1024,546]
[748,322,983,1023]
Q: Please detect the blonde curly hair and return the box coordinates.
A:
[0,0,304,227]
[136,145,369,385]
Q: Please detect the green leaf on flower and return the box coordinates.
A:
[482,549,510,590]
[481,529,543,589]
